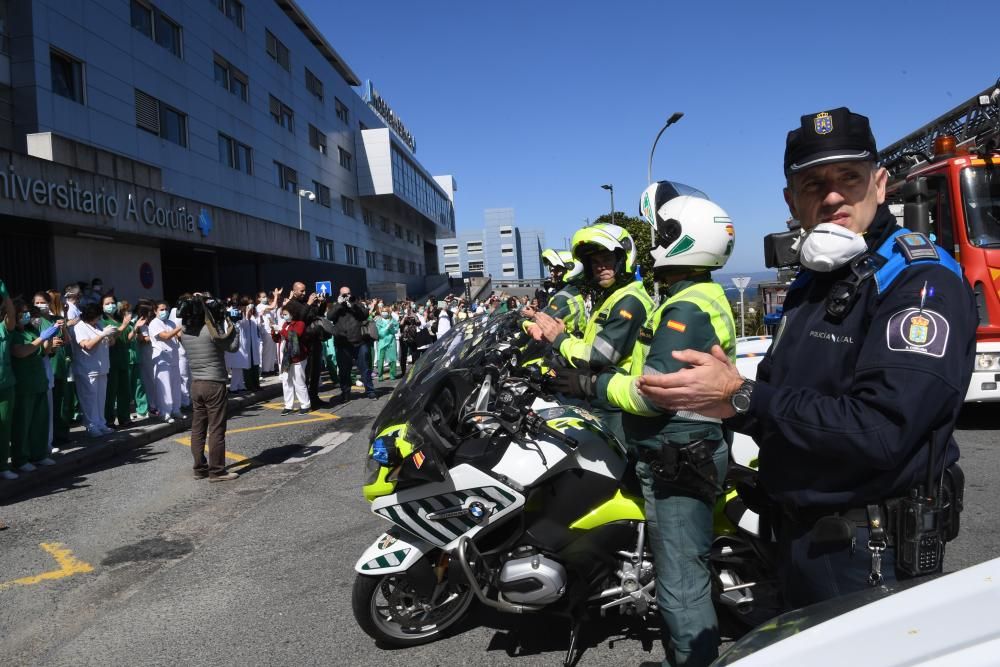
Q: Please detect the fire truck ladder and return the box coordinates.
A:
[878,77,1000,178]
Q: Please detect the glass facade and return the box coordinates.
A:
[391,146,453,229]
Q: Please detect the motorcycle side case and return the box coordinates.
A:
[354,526,434,575]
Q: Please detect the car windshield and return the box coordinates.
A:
[961,166,1000,248]
[370,311,522,438]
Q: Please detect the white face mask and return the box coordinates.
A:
[35,303,49,314]
[798,223,868,272]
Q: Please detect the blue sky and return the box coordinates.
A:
[299,0,1000,272]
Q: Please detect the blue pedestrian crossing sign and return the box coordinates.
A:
[315,281,332,297]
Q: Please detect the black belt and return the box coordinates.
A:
[783,504,896,546]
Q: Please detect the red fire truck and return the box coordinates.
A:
[880,78,1000,402]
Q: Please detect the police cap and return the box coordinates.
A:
[784,107,877,177]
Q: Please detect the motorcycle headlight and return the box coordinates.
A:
[975,353,1000,371]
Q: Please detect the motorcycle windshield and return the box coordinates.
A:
[371,311,524,438]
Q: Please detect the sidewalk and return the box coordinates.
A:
[0,377,284,504]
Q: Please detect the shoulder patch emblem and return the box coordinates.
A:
[618,309,633,320]
[666,320,687,332]
[886,308,949,358]
[895,233,939,262]
[637,327,654,344]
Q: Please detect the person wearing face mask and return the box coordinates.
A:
[134,301,157,418]
[8,298,61,475]
[273,300,310,415]
[148,300,184,423]
[83,278,103,306]
[224,299,250,393]
[531,223,653,440]
[637,107,977,609]
[256,290,279,377]
[34,291,66,452]
[34,290,76,452]
[100,294,134,429]
[373,307,399,381]
[71,303,118,437]
[170,294,193,412]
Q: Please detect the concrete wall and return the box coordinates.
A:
[53,235,162,303]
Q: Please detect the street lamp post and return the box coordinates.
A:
[601,184,614,225]
[297,188,316,230]
[732,276,751,337]
[646,112,684,302]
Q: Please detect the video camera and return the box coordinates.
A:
[763,230,801,269]
[176,293,226,329]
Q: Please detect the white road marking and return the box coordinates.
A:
[282,431,353,464]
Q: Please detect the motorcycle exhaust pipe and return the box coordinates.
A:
[454,536,541,615]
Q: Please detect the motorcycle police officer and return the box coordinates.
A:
[532,223,652,440]
[549,193,737,667]
[525,249,587,339]
[638,107,977,608]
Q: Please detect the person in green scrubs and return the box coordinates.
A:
[100,294,133,428]
[0,283,17,479]
[10,299,62,472]
[34,291,68,449]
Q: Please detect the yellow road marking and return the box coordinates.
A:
[172,411,339,461]
[0,543,94,590]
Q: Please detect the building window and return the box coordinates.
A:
[131,1,182,58]
[274,160,297,192]
[502,265,516,276]
[335,97,349,124]
[135,89,187,146]
[345,244,360,266]
[499,227,513,238]
[217,132,252,174]
[406,229,414,243]
[501,244,514,256]
[468,260,484,272]
[212,0,244,30]
[338,147,352,171]
[382,254,393,271]
[442,244,458,257]
[341,195,355,218]
[312,180,331,207]
[365,250,377,269]
[50,49,85,104]
[444,263,460,274]
[213,54,248,102]
[308,124,326,154]
[394,224,403,239]
[265,29,290,71]
[408,260,417,274]
[269,95,294,133]
[466,240,482,253]
[379,216,390,233]
[396,257,406,273]
[362,208,374,227]
[316,236,334,261]
[304,67,323,101]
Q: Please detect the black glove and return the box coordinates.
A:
[546,366,596,399]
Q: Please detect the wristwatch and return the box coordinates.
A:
[730,379,755,415]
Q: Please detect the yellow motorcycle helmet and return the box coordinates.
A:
[570,223,637,286]
[541,248,584,283]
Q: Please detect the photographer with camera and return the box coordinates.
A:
[178,293,240,482]
[329,286,374,403]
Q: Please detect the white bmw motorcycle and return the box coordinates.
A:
[352,313,778,664]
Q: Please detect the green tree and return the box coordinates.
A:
[590,211,655,294]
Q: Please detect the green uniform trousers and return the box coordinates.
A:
[0,386,14,471]
[105,362,132,426]
[12,389,49,467]
[636,440,728,667]
[130,362,148,417]
[51,378,73,440]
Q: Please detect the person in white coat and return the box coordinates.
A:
[169,296,192,409]
[256,291,278,376]
[148,301,183,423]
[71,303,117,437]
[224,304,252,392]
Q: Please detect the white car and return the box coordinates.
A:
[731,336,771,468]
[714,556,1000,666]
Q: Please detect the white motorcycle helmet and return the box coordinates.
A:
[541,248,583,283]
[647,195,735,270]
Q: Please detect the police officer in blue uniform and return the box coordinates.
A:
[636,107,976,608]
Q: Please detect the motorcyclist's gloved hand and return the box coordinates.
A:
[39,324,61,341]
[547,366,596,399]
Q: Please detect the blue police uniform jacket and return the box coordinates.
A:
[732,205,977,510]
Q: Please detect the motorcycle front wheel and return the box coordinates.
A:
[352,571,475,647]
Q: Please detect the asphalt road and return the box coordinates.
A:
[1,395,997,666]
